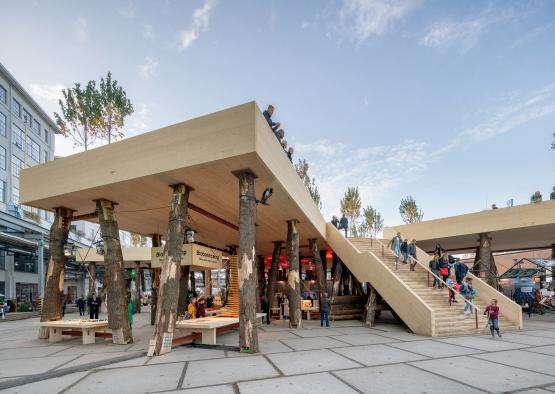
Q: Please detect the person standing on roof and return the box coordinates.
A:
[550,186,555,200]
[331,216,339,229]
[263,105,280,133]
[339,214,349,237]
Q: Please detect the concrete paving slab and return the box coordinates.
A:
[166,385,235,393]
[7,371,89,394]
[101,356,149,368]
[54,343,134,356]
[523,345,555,356]
[437,336,529,351]
[410,356,555,392]
[281,336,348,351]
[388,339,484,358]
[472,349,555,375]
[331,326,376,335]
[521,330,555,339]
[334,363,481,394]
[216,332,238,346]
[0,345,70,360]
[147,347,226,365]
[238,371,358,394]
[516,389,553,394]
[56,351,144,369]
[267,349,361,375]
[288,328,344,337]
[182,356,278,389]
[492,333,555,346]
[65,362,185,393]
[0,355,78,378]
[259,340,294,354]
[331,333,399,346]
[367,330,429,341]
[257,330,302,340]
[332,344,428,366]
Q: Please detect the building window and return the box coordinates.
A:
[0,85,6,104]
[0,180,5,203]
[31,119,40,136]
[23,109,31,125]
[12,98,21,118]
[27,139,40,162]
[0,112,5,137]
[0,251,5,270]
[12,185,19,205]
[11,155,24,178]
[0,146,5,170]
[14,253,37,274]
[43,150,48,163]
[12,123,25,150]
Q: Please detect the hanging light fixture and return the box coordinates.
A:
[63,242,74,257]
[94,241,104,255]
[186,228,195,244]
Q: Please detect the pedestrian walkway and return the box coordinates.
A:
[0,311,555,393]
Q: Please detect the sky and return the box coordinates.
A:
[1,0,554,228]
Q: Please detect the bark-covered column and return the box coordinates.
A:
[134,262,142,313]
[237,171,259,352]
[177,266,190,314]
[332,259,343,296]
[88,262,96,296]
[149,184,190,356]
[266,241,282,310]
[286,219,302,329]
[190,270,196,295]
[478,233,497,288]
[364,283,378,327]
[257,255,266,312]
[551,244,555,285]
[150,234,162,326]
[205,270,212,297]
[97,199,133,344]
[39,207,73,338]
[309,239,326,312]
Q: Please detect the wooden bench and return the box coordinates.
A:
[40,320,109,345]
[175,317,238,345]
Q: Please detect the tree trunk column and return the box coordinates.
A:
[178,266,190,315]
[149,184,190,356]
[96,199,133,344]
[88,262,96,296]
[267,241,282,312]
[478,233,497,288]
[205,269,212,297]
[39,207,73,338]
[150,234,162,326]
[237,171,258,353]
[364,283,378,327]
[134,262,142,313]
[257,256,265,312]
[309,239,326,312]
[286,219,302,328]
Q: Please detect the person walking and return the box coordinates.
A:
[484,299,502,338]
[429,255,440,289]
[400,239,409,265]
[454,258,468,285]
[408,239,418,271]
[88,293,101,320]
[77,295,86,316]
[460,277,476,316]
[261,295,271,325]
[438,254,449,286]
[320,292,330,327]
[339,214,349,237]
[388,232,402,268]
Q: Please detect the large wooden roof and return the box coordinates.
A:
[21,102,327,255]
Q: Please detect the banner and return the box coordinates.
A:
[151,244,222,269]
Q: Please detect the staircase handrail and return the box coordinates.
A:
[375,239,481,319]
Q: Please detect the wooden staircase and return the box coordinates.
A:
[330,295,365,321]
[218,255,239,318]
[348,238,520,336]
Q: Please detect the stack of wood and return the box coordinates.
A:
[218,255,239,318]
[329,295,366,321]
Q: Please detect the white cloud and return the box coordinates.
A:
[73,17,88,42]
[420,5,530,53]
[118,2,137,19]
[178,0,218,50]
[29,83,66,103]
[143,24,155,40]
[338,0,422,44]
[138,57,159,79]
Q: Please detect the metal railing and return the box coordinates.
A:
[377,240,480,328]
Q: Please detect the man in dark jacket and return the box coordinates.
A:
[320,292,330,327]
[339,215,349,237]
[454,259,469,284]
[408,240,417,271]
[88,293,101,320]
[76,295,86,316]
[429,256,440,288]
[263,105,280,133]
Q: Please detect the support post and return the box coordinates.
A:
[178,265,190,315]
[332,258,343,296]
[266,241,282,311]
[39,207,73,338]
[88,262,97,296]
[96,199,133,344]
[364,283,378,327]
[205,269,212,297]
[190,270,196,295]
[257,255,265,312]
[150,234,162,326]
[237,170,259,352]
[309,239,326,312]
[134,262,142,313]
[478,233,497,288]
[37,239,45,298]
[149,184,190,356]
[552,244,555,285]
[286,219,302,328]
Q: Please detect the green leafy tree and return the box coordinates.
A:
[98,72,134,144]
[131,233,147,247]
[54,81,101,151]
[340,187,362,236]
[295,159,322,209]
[359,205,384,239]
[399,195,424,224]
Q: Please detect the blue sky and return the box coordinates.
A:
[2,0,554,227]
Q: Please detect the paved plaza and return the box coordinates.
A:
[0,312,554,394]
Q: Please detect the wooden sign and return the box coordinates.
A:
[151,244,222,269]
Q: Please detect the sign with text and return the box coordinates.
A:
[151,244,222,270]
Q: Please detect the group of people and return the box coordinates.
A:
[331,214,349,237]
[75,293,101,320]
[531,186,555,203]
[387,232,419,271]
[185,296,207,319]
[263,105,294,162]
